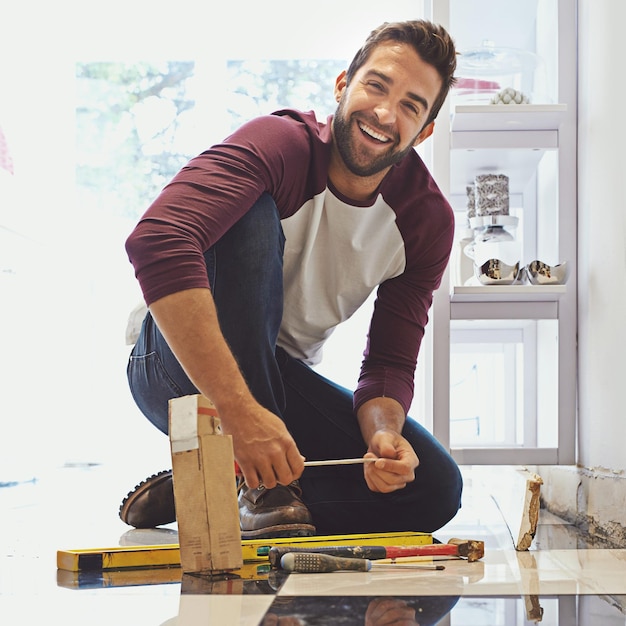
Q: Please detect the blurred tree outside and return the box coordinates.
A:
[75,58,344,220]
[76,61,196,219]
[226,59,344,131]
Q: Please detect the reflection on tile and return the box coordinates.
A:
[53,561,290,594]
[119,527,179,546]
[435,474,514,553]
[527,549,626,595]
[260,595,460,626]
[180,569,290,595]
[257,594,626,625]
[176,594,275,626]
[0,591,181,626]
[56,567,182,590]
[258,594,625,625]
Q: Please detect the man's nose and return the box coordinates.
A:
[374,100,397,125]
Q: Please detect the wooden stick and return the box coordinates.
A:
[376,555,462,564]
[303,458,377,467]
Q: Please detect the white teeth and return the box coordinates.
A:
[359,122,389,143]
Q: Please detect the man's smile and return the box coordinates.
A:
[358,121,392,143]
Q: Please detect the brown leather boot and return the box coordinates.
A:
[119,470,175,528]
[238,480,316,539]
[120,471,316,538]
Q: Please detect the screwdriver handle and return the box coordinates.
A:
[269,545,386,567]
[281,552,370,573]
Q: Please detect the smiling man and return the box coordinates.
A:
[122,20,463,539]
[331,42,440,187]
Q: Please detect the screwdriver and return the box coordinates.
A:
[280,552,445,573]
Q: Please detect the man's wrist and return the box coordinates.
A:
[356,397,405,446]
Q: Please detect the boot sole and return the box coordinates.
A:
[240,523,316,540]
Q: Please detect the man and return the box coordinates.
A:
[121,19,463,538]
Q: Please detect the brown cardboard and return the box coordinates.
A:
[169,394,243,574]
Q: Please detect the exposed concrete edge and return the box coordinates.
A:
[531,465,626,548]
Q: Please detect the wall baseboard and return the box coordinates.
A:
[533,465,626,548]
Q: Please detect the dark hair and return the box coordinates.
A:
[346,20,457,126]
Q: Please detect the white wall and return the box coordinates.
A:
[577,0,626,472]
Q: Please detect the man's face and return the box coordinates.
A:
[332,41,442,178]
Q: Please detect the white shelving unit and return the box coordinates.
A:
[429,0,577,465]
[452,285,566,302]
[452,104,568,132]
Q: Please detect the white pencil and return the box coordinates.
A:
[303,458,377,467]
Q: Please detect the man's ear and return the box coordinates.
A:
[334,70,348,102]
[413,121,435,146]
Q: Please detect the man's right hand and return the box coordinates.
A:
[221,402,305,489]
[149,288,304,490]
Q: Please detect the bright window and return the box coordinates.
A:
[1,0,428,473]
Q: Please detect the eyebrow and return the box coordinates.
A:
[364,69,430,112]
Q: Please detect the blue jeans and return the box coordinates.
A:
[128,193,462,534]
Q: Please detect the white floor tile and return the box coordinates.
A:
[3,464,626,625]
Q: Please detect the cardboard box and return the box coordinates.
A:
[169,394,243,574]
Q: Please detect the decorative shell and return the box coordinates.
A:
[490,87,529,105]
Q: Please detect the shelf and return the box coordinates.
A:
[450,285,565,320]
[451,285,566,302]
[448,105,567,197]
[451,104,568,133]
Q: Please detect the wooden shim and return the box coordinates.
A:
[491,467,544,551]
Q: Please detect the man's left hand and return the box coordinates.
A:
[363,429,419,493]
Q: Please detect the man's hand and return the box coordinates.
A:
[221,403,305,489]
[365,597,419,626]
[363,429,418,493]
[356,396,419,493]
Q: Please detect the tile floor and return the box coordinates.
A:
[2,464,626,625]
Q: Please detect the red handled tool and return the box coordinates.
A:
[269,538,484,568]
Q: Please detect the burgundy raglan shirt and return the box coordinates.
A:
[125,109,454,416]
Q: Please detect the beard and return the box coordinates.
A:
[332,100,417,177]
